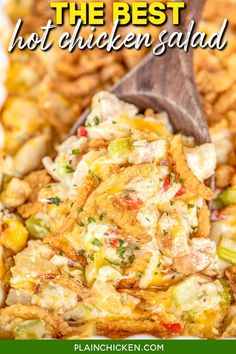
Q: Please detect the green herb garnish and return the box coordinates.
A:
[72,148,80,155]
[106,258,123,266]
[117,246,125,257]
[188,203,195,209]
[87,216,96,224]
[119,239,125,246]
[49,197,61,206]
[88,254,94,261]
[92,238,102,247]
[65,165,75,173]
[85,121,92,127]
[137,271,142,279]
[99,213,105,221]
[77,221,85,227]
[170,172,176,184]
[89,170,101,184]
[129,255,135,264]
[93,116,100,125]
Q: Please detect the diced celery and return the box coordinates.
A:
[219,279,231,307]
[218,236,236,264]
[170,276,199,307]
[108,138,133,158]
[26,214,50,239]
[13,319,47,339]
[215,186,236,208]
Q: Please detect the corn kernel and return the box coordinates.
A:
[1,219,28,253]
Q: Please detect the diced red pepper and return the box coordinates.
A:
[105,230,120,248]
[163,175,171,191]
[77,126,88,137]
[110,238,120,248]
[211,210,224,221]
[40,273,58,280]
[119,195,143,210]
[175,184,186,198]
[163,323,182,334]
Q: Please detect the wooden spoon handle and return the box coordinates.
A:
[112,0,209,144]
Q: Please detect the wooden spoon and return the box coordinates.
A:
[71,0,208,144]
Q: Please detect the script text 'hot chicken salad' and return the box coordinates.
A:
[1,92,235,340]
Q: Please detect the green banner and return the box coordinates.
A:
[0,340,235,354]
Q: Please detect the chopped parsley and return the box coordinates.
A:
[180,178,185,184]
[48,197,61,206]
[92,238,102,247]
[89,170,101,184]
[85,121,92,127]
[87,216,96,224]
[117,245,125,258]
[72,148,80,155]
[125,189,135,195]
[137,271,142,279]
[78,249,85,256]
[77,220,85,227]
[129,255,135,264]
[170,200,173,206]
[99,213,105,221]
[119,239,125,246]
[65,165,75,173]
[46,184,52,189]
[170,172,176,184]
[93,116,100,125]
[77,207,83,213]
[188,203,195,209]
[59,251,63,256]
[163,229,168,236]
[88,253,94,261]
[112,121,117,124]
[106,259,123,266]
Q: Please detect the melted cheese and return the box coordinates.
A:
[185,143,216,181]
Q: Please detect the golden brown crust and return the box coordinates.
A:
[44,275,93,301]
[96,313,183,338]
[44,235,87,266]
[97,196,151,243]
[170,136,213,200]
[82,164,154,243]
[0,304,71,338]
[51,175,98,236]
[88,139,109,150]
[118,252,152,288]
[221,318,236,338]
[195,201,211,237]
[225,266,236,301]
[17,169,51,218]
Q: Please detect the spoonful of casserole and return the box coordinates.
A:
[72,0,209,145]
